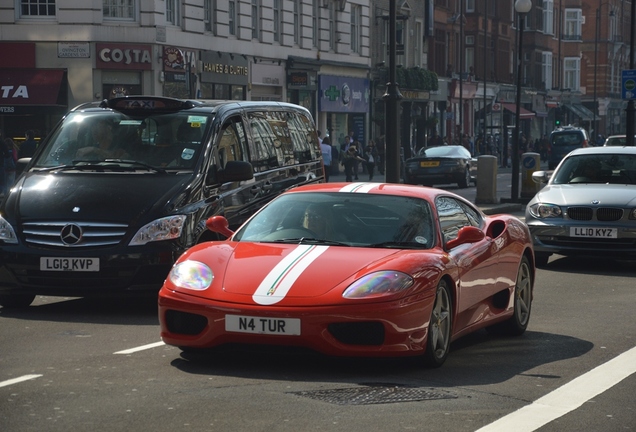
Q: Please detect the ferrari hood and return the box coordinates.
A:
[534,184,636,207]
[217,242,402,305]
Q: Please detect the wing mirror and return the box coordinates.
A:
[205,215,234,238]
[446,225,485,250]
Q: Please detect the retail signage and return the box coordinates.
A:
[96,43,152,70]
[200,51,249,85]
[0,69,65,105]
[58,42,90,58]
[319,75,369,113]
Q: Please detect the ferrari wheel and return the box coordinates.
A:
[490,256,533,336]
[0,293,35,308]
[423,280,452,368]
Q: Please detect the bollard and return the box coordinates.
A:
[475,155,498,204]
[521,152,541,199]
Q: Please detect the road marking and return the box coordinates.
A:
[476,345,636,431]
[114,341,165,355]
[0,374,43,388]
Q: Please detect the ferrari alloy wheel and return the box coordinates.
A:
[424,280,452,367]
[490,256,533,336]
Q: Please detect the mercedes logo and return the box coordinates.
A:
[60,224,83,245]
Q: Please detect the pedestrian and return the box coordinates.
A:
[320,136,332,182]
[341,145,365,182]
[364,140,379,181]
[351,140,363,179]
[19,129,38,159]
[3,138,18,196]
[317,130,323,145]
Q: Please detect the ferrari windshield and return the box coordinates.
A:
[233,192,436,248]
[552,153,636,185]
[34,110,210,170]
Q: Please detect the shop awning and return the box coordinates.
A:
[0,69,67,106]
[502,103,536,118]
[545,101,559,108]
[564,103,595,122]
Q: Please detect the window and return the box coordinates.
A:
[274,0,282,43]
[542,51,552,90]
[466,0,475,13]
[229,0,236,36]
[103,0,135,20]
[542,0,554,35]
[564,9,582,40]
[466,47,475,72]
[166,0,180,26]
[328,2,336,50]
[415,21,423,67]
[350,5,361,53]
[252,0,260,41]
[564,57,580,90]
[20,0,55,17]
[435,197,473,244]
[293,0,301,45]
[204,0,216,33]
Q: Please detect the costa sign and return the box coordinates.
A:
[96,43,152,70]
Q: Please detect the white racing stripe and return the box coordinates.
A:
[476,345,636,432]
[113,341,165,355]
[339,183,379,193]
[0,374,42,388]
[253,245,328,305]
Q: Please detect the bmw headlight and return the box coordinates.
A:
[168,260,213,291]
[0,216,18,244]
[629,209,636,220]
[129,215,187,246]
[528,203,563,219]
[342,271,414,299]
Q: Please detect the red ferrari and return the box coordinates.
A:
[158,182,535,367]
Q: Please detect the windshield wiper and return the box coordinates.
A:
[36,160,167,174]
[267,237,350,246]
[368,241,425,249]
[105,159,167,174]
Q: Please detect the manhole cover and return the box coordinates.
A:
[289,385,457,405]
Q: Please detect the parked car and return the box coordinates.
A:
[548,126,590,170]
[526,146,636,267]
[0,96,324,308]
[603,135,636,146]
[404,145,477,188]
[159,182,535,367]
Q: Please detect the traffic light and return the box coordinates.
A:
[554,107,562,127]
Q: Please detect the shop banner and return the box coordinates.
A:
[319,75,369,113]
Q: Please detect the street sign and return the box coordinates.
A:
[622,70,636,100]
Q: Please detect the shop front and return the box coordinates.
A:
[318,75,370,150]
[251,62,285,102]
[96,43,152,100]
[0,42,68,142]
[200,51,248,101]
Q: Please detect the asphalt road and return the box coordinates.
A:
[1,176,635,432]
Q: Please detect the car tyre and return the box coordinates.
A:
[423,279,452,368]
[457,167,470,188]
[0,293,36,308]
[489,256,533,336]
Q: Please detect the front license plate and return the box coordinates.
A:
[569,227,617,238]
[420,161,440,167]
[40,257,100,272]
[225,314,301,336]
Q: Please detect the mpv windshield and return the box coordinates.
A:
[34,110,210,170]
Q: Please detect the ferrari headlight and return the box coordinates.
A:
[342,271,414,299]
[129,215,186,246]
[0,216,18,244]
[528,203,563,219]
[168,260,213,291]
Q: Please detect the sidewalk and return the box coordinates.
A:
[323,163,534,215]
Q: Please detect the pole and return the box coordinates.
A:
[593,7,599,138]
[511,12,525,201]
[459,2,464,137]
[483,0,488,144]
[383,0,402,183]
[626,0,636,147]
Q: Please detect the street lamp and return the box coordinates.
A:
[593,2,614,140]
[511,0,531,202]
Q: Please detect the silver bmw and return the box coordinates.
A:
[525,146,636,267]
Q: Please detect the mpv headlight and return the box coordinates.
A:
[0,216,18,244]
[129,215,187,246]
